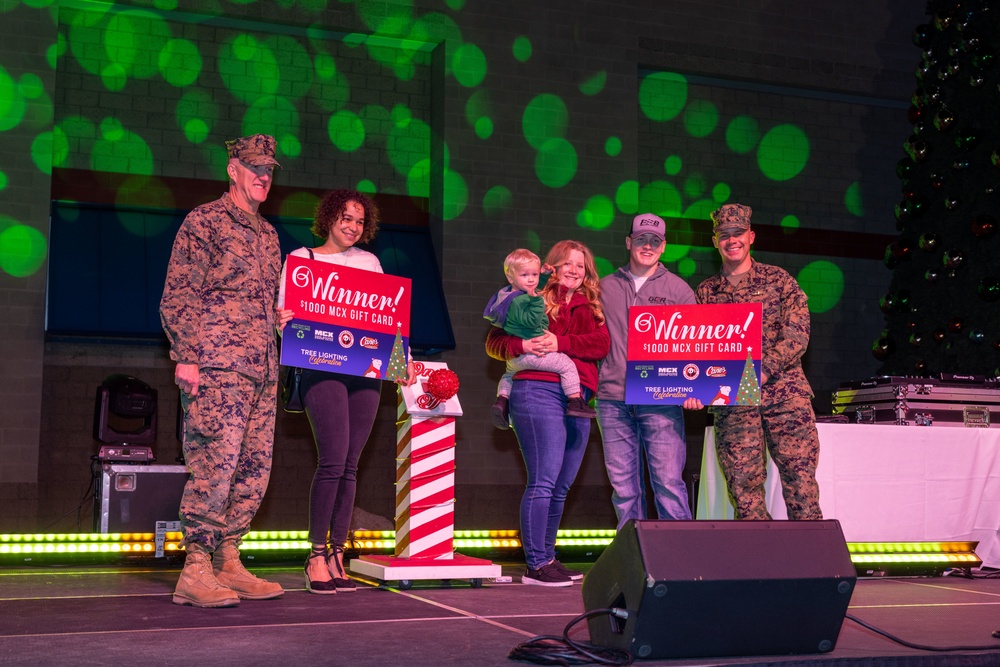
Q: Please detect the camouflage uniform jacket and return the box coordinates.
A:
[160,192,281,383]
[695,260,813,407]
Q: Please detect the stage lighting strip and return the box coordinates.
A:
[0,533,980,567]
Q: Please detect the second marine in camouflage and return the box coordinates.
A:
[690,203,823,521]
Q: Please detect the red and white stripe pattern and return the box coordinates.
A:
[394,392,456,559]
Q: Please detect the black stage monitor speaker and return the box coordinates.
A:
[581,520,856,661]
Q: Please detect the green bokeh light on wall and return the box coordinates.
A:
[407,158,431,199]
[664,155,682,176]
[0,171,7,191]
[639,180,683,218]
[682,198,717,224]
[466,89,493,139]
[725,115,760,154]
[104,10,171,80]
[797,260,844,313]
[356,180,376,194]
[594,255,614,279]
[327,109,365,152]
[683,175,706,200]
[683,99,718,138]
[577,194,615,230]
[535,138,577,189]
[387,117,431,179]
[159,39,202,88]
[711,182,731,204]
[757,123,809,181]
[638,71,687,122]
[0,74,23,123]
[474,117,493,139]
[0,218,47,278]
[512,36,531,63]
[30,130,57,175]
[92,117,153,174]
[605,136,622,157]
[615,181,639,215]
[580,71,606,96]
[522,94,567,149]
[452,43,486,88]
[442,167,469,221]
[677,256,696,278]
[219,34,280,104]
[100,63,127,92]
[244,96,301,153]
[844,181,864,217]
[483,185,512,217]
[176,90,217,144]
[780,214,801,231]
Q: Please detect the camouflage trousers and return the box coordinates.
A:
[179,368,278,552]
[712,395,822,521]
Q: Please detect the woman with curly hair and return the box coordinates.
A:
[278,189,414,594]
[485,240,610,587]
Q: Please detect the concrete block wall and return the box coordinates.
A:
[0,0,927,533]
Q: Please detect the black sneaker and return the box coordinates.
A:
[522,563,572,587]
[550,559,584,581]
[491,396,510,430]
[565,396,596,419]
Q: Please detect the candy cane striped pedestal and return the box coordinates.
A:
[350,362,500,588]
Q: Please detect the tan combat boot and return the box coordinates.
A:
[172,547,240,608]
[213,540,284,600]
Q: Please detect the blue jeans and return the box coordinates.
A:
[509,380,591,569]
[596,400,691,528]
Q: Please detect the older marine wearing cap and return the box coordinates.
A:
[684,203,823,522]
[161,134,294,607]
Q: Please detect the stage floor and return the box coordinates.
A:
[2,556,1000,667]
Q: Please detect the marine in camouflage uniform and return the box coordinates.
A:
[160,134,285,606]
[695,203,822,521]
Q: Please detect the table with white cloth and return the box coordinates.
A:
[697,422,1000,569]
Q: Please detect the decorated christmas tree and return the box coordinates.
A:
[874,0,999,377]
[386,324,408,382]
[735,347,761,405]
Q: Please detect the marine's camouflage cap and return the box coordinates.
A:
[226,134,281,168]
[710,203,752,234]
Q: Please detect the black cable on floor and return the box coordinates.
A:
[847,613,1000,652]
[508,608,633,666]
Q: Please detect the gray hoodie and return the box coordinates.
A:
[597,264,696,401]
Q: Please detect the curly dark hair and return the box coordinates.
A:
[311,189,380,244]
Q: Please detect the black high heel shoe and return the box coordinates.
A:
[327,546,357,591]
[305,552,338,594]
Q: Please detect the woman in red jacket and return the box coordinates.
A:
[486,240,610,587]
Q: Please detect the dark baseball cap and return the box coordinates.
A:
[226,134,281,168]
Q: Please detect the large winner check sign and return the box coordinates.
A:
[624,303,763,406]
[280,254,411,381]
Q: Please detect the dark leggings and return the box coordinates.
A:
[303,371,381,547]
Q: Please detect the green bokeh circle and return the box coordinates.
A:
[797,260,844,313]
[512,36,532,62]
[757,124,810,181]
[844,181,864,217]
[577,195,615,230]
[605,136,622,157]
[0,221,47,278]
[483,185,513,217]
[327,109,365,152]
[159,39,201,87]
[683,99,718,138]
[522,94,568,149]
[615,181,639,214]
[442,168,469,220]
[664,155,682,176]
[638,71,688,122]
[452,43,487,88]
[725,115,760,154]
[534,138,577,189]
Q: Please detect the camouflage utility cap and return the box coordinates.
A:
[710,203,752,234]
[226,134,281,168]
